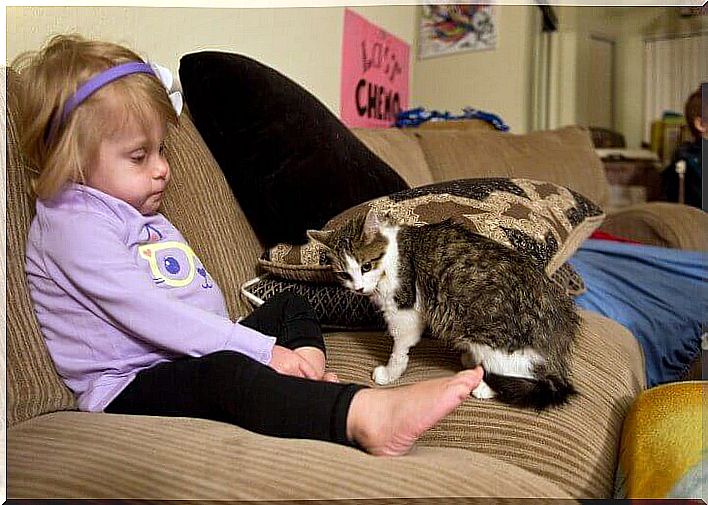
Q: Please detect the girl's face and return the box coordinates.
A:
[86,117,170,215]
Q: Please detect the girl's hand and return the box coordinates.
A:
[269,345,319,379]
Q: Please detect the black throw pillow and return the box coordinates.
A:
[179,51,409,247]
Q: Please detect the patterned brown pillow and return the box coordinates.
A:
[553,262,587,297]
[259,177,605,283]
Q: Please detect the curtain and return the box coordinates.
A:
[644,32,708,143]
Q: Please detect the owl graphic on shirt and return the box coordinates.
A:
[137,224,213,289]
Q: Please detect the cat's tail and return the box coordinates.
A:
[483,370,577,411]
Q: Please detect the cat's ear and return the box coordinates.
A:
[307,229,333,249]
[361,209,381,243]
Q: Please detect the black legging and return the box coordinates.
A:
[105,292,365,446]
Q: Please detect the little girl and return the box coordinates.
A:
[15,34,483,457]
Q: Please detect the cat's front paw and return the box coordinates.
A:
[373,365,394,385]
[471,380,496,400]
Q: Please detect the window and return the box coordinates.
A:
[644,32,708,143]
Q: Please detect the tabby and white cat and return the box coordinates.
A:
[308,210,580,410]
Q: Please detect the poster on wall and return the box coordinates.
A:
[340,8,410,128]
[418,4,497,59]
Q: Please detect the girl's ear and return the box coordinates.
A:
[307,229,333,249]
[361,209,380,243]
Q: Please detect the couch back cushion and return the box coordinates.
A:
[351,128,435,188]
[6,68,78,425]
[411,126,610,208]
[6,68,262,425]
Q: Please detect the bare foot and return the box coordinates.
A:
[346,368,484,456]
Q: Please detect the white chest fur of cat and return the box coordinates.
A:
[308,209,579,410]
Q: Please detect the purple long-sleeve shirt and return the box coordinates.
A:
[26,183,276,412]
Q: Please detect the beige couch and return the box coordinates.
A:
[6,67,707,500]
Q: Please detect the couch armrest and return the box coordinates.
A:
[600,202,708,252]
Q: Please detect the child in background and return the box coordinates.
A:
[661,86,705,210]
[15,34,483,457]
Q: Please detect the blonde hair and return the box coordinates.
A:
[11,34,179,200]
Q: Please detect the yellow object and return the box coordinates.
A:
[616,381,705,498]
[650,118,693,165]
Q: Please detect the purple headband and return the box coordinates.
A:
[45,61,157,145]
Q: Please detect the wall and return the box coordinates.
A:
[613,8,707,148]
[7,5,539,134]
[553,6,708,148]
[6,5,417,116]
[10,5,705,143]
[412,6,537,133]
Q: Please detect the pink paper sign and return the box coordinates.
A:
[340,9,410,128]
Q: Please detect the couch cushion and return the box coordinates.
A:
[7,411,572,499]
[8,310,642,499]
[411,126,610,209]
[179,51,409,248]
[322,310,645,498]
[351,127,435,188]
[600,202,708,252]
[6,67,78,426]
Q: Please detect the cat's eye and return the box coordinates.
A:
[335,271,352,282]
[361,262,372,273]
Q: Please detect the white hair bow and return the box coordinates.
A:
[149,62,184,116]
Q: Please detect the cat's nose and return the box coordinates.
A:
[355,287,365,293]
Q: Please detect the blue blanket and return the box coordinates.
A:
[568,239,707,387]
